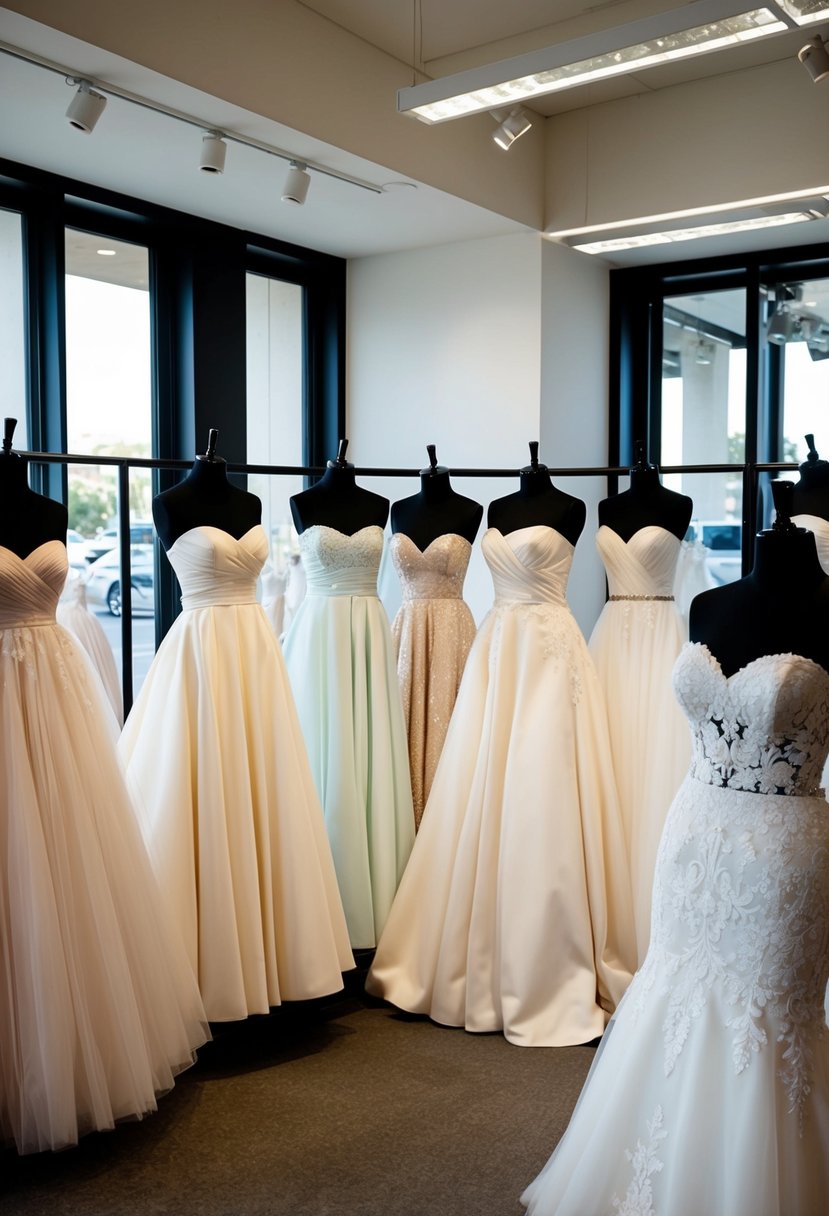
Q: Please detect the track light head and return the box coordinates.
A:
[199,131,227,174]
[65,79,107,133]
[767,303,796,345]
[798,35,829,84]
[491,106,532,151]
[282,161,311,206]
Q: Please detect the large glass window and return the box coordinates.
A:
[64,228,154,694]
[769,276,829,466]
[660,288,746,583]
[246,272,305,622]
[0,208,27,445]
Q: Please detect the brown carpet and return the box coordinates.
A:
[0,992,595,1216]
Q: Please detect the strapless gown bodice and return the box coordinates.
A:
[483,525,572,607]
[792,513,829,575]
[676,643,829,797]
[596,523,680,598]
[389,532,471,601]
[0,540,65,629]
[299,524,383,598]
[168,524,267,610]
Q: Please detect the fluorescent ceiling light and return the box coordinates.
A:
[777,0,829,25]
[398,1,794,123]
[570,209,819,255]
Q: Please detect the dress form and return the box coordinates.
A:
[0,418,67,558]
[599,445,692,542]
[153,429,261,550]
[791,433,829,520]
[290,440,388,536]
[391,446,482,550]
[690,480,829,676]
[488,442,586,546]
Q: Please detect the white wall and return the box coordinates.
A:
[347,232,542,623]
[540,239,610,633]
[347,229,611,635]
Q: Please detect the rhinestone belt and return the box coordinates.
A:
[609,594,674,602]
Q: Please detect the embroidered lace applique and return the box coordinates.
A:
[612,1106,667,1216]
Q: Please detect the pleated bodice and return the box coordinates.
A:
[167,525,267,610]
[596,524,680,598]
[483,526,572,607]
[0,540,65,629]
[792,513,829,576]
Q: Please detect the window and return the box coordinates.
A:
[0,207,26,445]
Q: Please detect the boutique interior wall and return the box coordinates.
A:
[347,232,609,632]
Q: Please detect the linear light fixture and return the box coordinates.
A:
[398,0,805,123]
[562,200,829,255]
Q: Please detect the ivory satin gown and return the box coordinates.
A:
[389,532,477,828]
[521,644,829,1216]
[119,525,353,1022]
[589,525,690,963]
[282,525,415,950]
[367,525,635,1047]
[0,540,208,1154]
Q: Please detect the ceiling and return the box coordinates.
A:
[1,2,827,264]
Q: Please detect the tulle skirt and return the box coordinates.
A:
[0,622,209,1154]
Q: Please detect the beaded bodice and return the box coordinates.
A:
[674,643,829,796]
[299,524,382,598]
[390,532,471,602]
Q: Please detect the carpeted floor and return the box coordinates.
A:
[0,990,595,1216]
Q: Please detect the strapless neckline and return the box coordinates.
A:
[167,523,265,554]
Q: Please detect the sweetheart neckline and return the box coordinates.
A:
[484,524,574,551]
[0,539,67,563]
[596,523,682,546]
[391,531,472,556]
[300,523,384,540]
[688,641,829,685]
[166,523,265,553]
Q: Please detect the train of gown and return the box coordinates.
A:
[57,573,122,723]
[521,644,829,1216]
[389,532,477,828]
[0,540,209,1154]
[119,525,353,1022]
[366,525,635,1047]
[282,524,415,950]
[589,525,690,963]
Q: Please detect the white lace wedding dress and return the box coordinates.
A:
[521,642,829,1216]
[367,526,635,1047]
[589,525,690,963]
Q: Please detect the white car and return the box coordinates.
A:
[84,544,155,617]
[85,520,155,564]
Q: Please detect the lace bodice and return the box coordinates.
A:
[792,513,829,576]
[0,541,66,628]
[483,526,572,606]
[596,524,680,598]
[299,524,383,598]
[167,525,267,610]
[390,532,471,602]
[674,643,829,796]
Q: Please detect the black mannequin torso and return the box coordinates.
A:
[153,455,261,550]
[391,450,482,550]
[0,421,67,559]
[689,527,829,677]
[487,445,585,547]
[290,442,388,536]
[599,464,693,542]
[791,434,829,521]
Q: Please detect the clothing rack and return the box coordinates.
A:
[21,449,799,713]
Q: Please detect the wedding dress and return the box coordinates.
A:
[57,572,122,723]
[589,525,690,963]
[367,526,635,1047]
[389,532,477,828]
[282,525,415,949]
[119,525,353,1022]
[0,540,208,1154]
[521,643,829,1216]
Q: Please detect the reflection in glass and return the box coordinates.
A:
[661,288,746,585]
[0,209,27,446]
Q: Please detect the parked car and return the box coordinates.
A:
[85,520,155,564]
[85,544,155,616]
[689,520,742,586]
